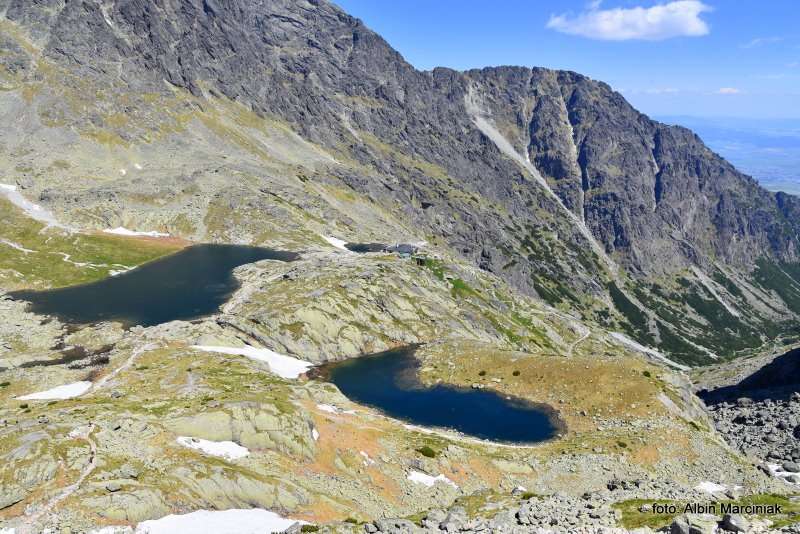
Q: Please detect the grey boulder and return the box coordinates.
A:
[720,513,749,533]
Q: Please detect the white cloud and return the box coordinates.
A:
[742,36,784,49]
[759,73,788,80]
[716,87,741,95]
[625,87,680,95]
[546,1,712,41]
[646,87,680,94]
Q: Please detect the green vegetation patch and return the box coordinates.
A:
[613,499,682,530]
[676,278,762,353]
[530,273,579,307]
[628,277,769,366]
[0,197,181,289]
[608,282,655,345]
[450,278,478,298]
[711,269,744,299]
[754,259,800,314]
[421,258,446,281]
[415,445,437,458]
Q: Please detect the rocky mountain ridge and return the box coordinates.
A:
[2,0,799,364]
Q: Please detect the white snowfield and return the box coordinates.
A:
[191,345,312,379]
[407,470,458,489]
[0,239,36,253]
[1,183,70,229]
[694,481,727,493]
[321,235,349,251]
[104,227,170,238]
[17,381,92,400]
[317,403,340,414]
[316,403,356,415]
[134,509,307,534]
[610,332,691,371]
[176,437,249,460]
[109,266,135,277]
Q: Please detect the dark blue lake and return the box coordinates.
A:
[316,346,560,444]
[10,244,297,328]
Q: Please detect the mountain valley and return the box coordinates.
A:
[0,1,799,532]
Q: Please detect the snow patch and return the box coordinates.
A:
[104,227,169,238]
[360,451,376,466]
[109,265,135,276]
[191,345,312,379]
[176,437,249,460]
[694,481,727,493]
[311,428,319,441]
[134,509,307,534]
[0,239,36,253]
[316,403,356,415]
[321,235,349,251]
[134,163,143,170]
[317,403,339,414]
[407,470,458,488]
[610,332,690,371]
[18,381,92,400]
[0,183,70,229]
[69,425,92,439]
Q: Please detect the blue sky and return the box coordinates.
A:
[334,0,800,119]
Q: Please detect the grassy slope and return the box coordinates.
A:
[0,197,182,290]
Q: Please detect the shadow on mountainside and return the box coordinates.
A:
[699,347,800,404]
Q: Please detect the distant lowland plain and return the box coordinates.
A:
[661,116,800,195]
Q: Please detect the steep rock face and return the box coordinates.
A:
[471,67,799,274]
[5,0,797,273]
[8,1,792,252]
[1,0,799,363]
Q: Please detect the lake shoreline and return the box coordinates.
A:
[311,344,566,446]
[8,244,299,329]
